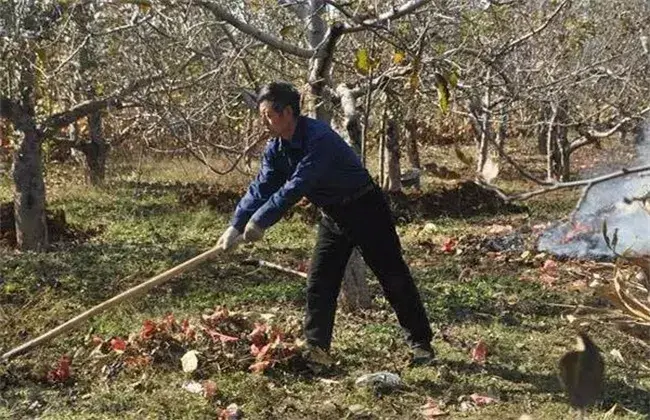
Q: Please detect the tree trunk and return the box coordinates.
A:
[11,48,48,251]
[383,118,402,192]
[538,102,551,154]
[476,86,492,176]
[546,103,559,180]
[12,127,48,251]
[405,118,421,169]
[545,100,570,181]
[335,83,372,311]
[378,105,387,187]
[80,111,108,185]
[556,99,570,181]
[496,106,508,149]
[75,7,108,186]
[338,254,369,311]
[0,118,11,174]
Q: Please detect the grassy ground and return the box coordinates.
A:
[0,150,649,420]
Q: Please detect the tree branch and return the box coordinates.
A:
[341,0,433,33]
[496,0,569,57]
[349,65,412,98]
[42,72,165,133]
[482,164,650,202]
[569,105,650,153]
[196,1,314,58]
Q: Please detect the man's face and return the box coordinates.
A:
[259,100,294,138]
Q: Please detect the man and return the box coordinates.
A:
[217,82,434,367]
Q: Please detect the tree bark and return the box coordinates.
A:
[405,118,421,169]
[383,118,402,192]
[11,50,48,251]
[556,99,570,181]
[12,127,48,251]
[546,102,559,180]
[476,84,493,176]
[545,99,570,181]
[0,118,11,174]
[74,9,108,186]
[335,85,372,311]
[538,102,551,155]
[80,111,109,185]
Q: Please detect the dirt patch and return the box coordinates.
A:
[388,181,526,223]
[0,202,95,248]
[174,181,525,224]
[176,183,243,213]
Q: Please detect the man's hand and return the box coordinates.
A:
[243,220,265,243]
[216,226,242,251]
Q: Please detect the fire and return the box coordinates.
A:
[561,221,594,244]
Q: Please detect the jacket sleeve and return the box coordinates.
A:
[230,142,285,232]
[250,135,332,229]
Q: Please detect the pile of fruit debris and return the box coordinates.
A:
[47,307,304,385]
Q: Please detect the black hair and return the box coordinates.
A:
[256,82,301,117]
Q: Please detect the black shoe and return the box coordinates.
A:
[301,344,335,374]
[410,346,436,366]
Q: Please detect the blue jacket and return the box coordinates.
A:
[231,116,372,232]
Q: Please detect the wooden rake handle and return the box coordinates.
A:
[1,245,223,362]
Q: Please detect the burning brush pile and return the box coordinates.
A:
[538,121,650,332]
[538,123,650,260]
[46,307,305,386]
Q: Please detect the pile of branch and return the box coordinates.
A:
[604,257,650,331]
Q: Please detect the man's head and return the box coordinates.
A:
[257,82,301,138]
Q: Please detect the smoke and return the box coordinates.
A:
[537,119,650,260]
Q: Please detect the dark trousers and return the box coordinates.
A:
[304,185,433,351]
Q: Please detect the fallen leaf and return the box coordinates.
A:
[470,393,497,406]
[471,340,488,364]
[180,319,196,341]
[124,355,151,368]
[348,404,369,416]
[203,328,240,343]
[422,222,438,233]
[542,259,558,272]
[46,355,71,383]
[202,380,217,398]
[603,404,618,418]
[248,323,267,347]
[609,349,624,363]
[420,397,448,418]
[249,360,271,374]
[219,403,242,420]
[441,238,457,254]
[296,260,310,273]
[110,337,127,353]
[140,320,157,340]
[539,273,557,287]
[162,313,177,331]
[182,380,203,394]
[259,313,275,322]
[181,350,199,373]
